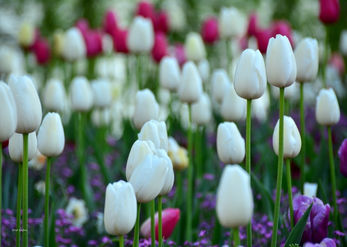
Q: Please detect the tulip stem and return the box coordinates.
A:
[186,104,193,242]
[271,87,284,247]
[22,133,29,247]
[136,55,143,90]
[151,199,155,247]
[299,83,305,193]
[225,39,231,71]
[327,127,338,224]
[0,144,2,246]
[246,99,252,247]
[44,157,52,247]
[233,227,240,247]
[158,195,163,247]
[322,27,329,89]
[133,203,141,247]
[16,163,22,247]
[286,159,294,229]
[119,235,124,247]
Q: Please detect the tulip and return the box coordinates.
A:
[43,78,66,113]
[53,31,65,57]
[18,22,35,48]
[303,183,318,197]
[247,13,258,37]
[201,17,219,44]
[172,44,186,67]
[295,38,319,83]
[157,149,174,196]
[266,34,297,88]
[91,79,112,108]
[75,19,89,35]
[319,0,339,24]
[9,132,37,163]
[211,69,230,104]
[111,28,129,54]
[62,27,86,61]
[255,28,272,54]
[338,139,347,177]
[184,32,206,62]
[168,137,188,171]
[191,93,211,125]
[328,53,345,76]
[133,89,159,129]
[0,47,20,75]
[151,33,168,63]
[303,238,336,247]
[162,0,185,31]
[31,37,51,65]
[252,90,270,123]
[219,7,246,38]
[70,77,94,112]
[221,83,246,122]
[83,30,103,57]
[104,181,137,236]
[315,88,340,126]
[127,16,154,53]
[103,10,118,36]
[154,11,169,34]
[91,108,111,127]
[198,59,210,83]
[271,21,294,47]
[178,61,203,104]
[138,120,168,151]
[340,30,347,55]
[159,56,180,92]
[135,0,155,22]
[0,81,17,142]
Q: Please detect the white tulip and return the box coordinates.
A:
[315,88,340,126]
[303,183,318,198]
[294,38,319,82]
[234,49,267,99]
[185,32,206,62]
[219,7,246,38]
[252,90,270,122]
[43,78,66,112]
[191,93,211,125]
[272,116,301,158]
[271,83,300,101]
[9,132,37,162]
[104,181,137,235]
[65,197,88,227]
[91,108,111,127]
[91,79,112,108]
[266,35,297,88]
[211,69,230,104]
[221,83,246,122]
[216,164,253,228]
[127,17,154,53]
[198,59,210,82]
[178,62,203,104]
[70,77,94,112]
[0,81,17,141]
[138,120,168,151]
[9,75,42,134]
[133,89,159,129]
[217,122,245,164]
[159,56,180,92]
[62,27,86,61]
[37,113,65,157]
[163,0,186,31]
[340,30,347,56]
[156,149,174,196]
[0,46,23,75]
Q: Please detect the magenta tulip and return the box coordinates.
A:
[319,0,339,24]
[103,10,118,36]
[201,17,219,44]
[338,138,347,177]
[31,37,51,65]
[152,33,168,63]
[247,13,258,37]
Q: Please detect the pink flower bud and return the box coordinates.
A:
[31,37,51,65]
[271,21,294,47]
[247,13,258,37]
[111,28,129,54]
[201,17,219,45]
[152,33,168,63]
[154,11,169,34]
[255,28,272,54]
[103,10,118,36]
[136,0,155,23]
[172,44,186,67]
[75,19,89,37]
[319,0,339,24]
[329,52,345,76]
[84,31,103,57]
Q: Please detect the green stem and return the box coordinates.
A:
[196,127,202,179]
[158,196,163,247]
[186,104,193,241]
[151,200,155,247]
[322,27,329,89]
[133,203,141,247]
[233,227,240,246]
[225,39,232,71]
[136,55,142,90]
[44,157,52,247]
[22,133,29,247]
[246,99,252,247]
[271,87,284,247]
[286,159,294,229]
[16,163,22,247]
[327,127,337,223]
[299,83,305,193]
[119,235,124,247]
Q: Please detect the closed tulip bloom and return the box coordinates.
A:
[191,93,212,125]
[0,81,17,142]
[133,89,159,129]
[9,132,37,162]
[178,62,203,104]
[266,35,297,88]
[219,7,246,38]
[18,22,35,48]
[255,28,272,54]
[151,33,168,63]
[37,113,65,157]
[211,69,230,104]
[91,79,112,108]
[216,165,253,228]
[9,75,42,134]
[273,116,301,158]
[198,59,210,82]
[127,16,154,53]
[138,120,168,151]
[201,17,219,44]
[159,56,180,92]
[184,32,206,62]
[103,10,118,36]
[168,137,188,171]
[221,83,246,122]
[304,183,318,198]
[53,31,65,57]
[31,37,51,65]
[157,149,174,196]
[315,88,340,126]
[217,122,245,164]
[43,78,66,112]
[319,0,339,24]
[104,181,137,235]
[295,38,319,82]
[271,21,294,47]
[338,139,347,177]
[234,49,267,99]
[70,77,94,112]
[62,27,86,61]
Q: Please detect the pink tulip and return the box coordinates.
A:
[75,19,89,37]
[152,33,168,63]
[172,44,186,67]
[31,37,51,65]
[103,10,118,35]
[319,0,339,24]
[84,30,103,57]
[255,28,272,54]
[329,53,345,76]
[135,0,155,22]
[271,21,294,47]
[154,11,170,34]
[111,28,129,54]
[247,13,258,37]
[239,35,248,51]
[201,17,219,45]
[140,208,180,240]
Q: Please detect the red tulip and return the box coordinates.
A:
[103,10,118,36]
[255,28,272,54]
[111,28,129,54]
[247,13,258,37]
[31,37,51,65]
[172,44,186,67]
[84,31,103,57]
[329,53,345,76]
[140,208,180,240]
[154,11,170,34]
[271,21,294,47]
[136,0,155,22]
[319,0,339,24]
[152,33,168,63]
[201,17,219,45]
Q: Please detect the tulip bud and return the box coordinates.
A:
[294,38,319,82]
[234,49,267,99]
[18,22,35,48]
[272,116,301,159]
[315,88,340,126]
[154,11,170,34]
[163,1,185,31]
[255,28,272,54]
[53,31,65,57]
[112,29,129,54]
[136,1,155,20]
[91,79,112,108]
[103,10,118,36]
[221,84,246,122]
[304,183,318,198]
[37,113,65,157]
[151,33,168,63]
[216,164,253,228]
[201,17,219,44]
[9,75,42,134]
[43,78,66,112]
[211,69,230,104]
[0,81,17,142]
[319,0,339,24]
[340,30,347,56]
[138,120,168,151]
[156,149,174,196]
[172,44,186,67]
[127,16,154,53]
[219,7,246,38]
[247,13,258,37]
[338,139,347,177]
[271,21,294,47]
[84,31,103,57]
[178,62,203,104]
[159,56,180,92]
[9,132,37,162]
[62,27,86,61]
[184,32,206,62]
[168,137,188,171]
[104,181,137,235]
[133,89,159,129]
[266,35,297,88]
[70,77,94,112]
[197,59,210,83]
[217,122,245,164]
[31,37,51,65]
[191,93,211,125]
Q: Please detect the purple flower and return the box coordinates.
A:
[303,238,336,247]
[338,138,347,177]
[293,195,330,244]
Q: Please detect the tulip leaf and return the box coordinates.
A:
[284,203,312,247]
[251,172,274,220]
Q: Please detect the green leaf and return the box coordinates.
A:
[251,172,274,220]
[284,204,313,247]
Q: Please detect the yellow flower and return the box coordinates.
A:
[168,137,188,171]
